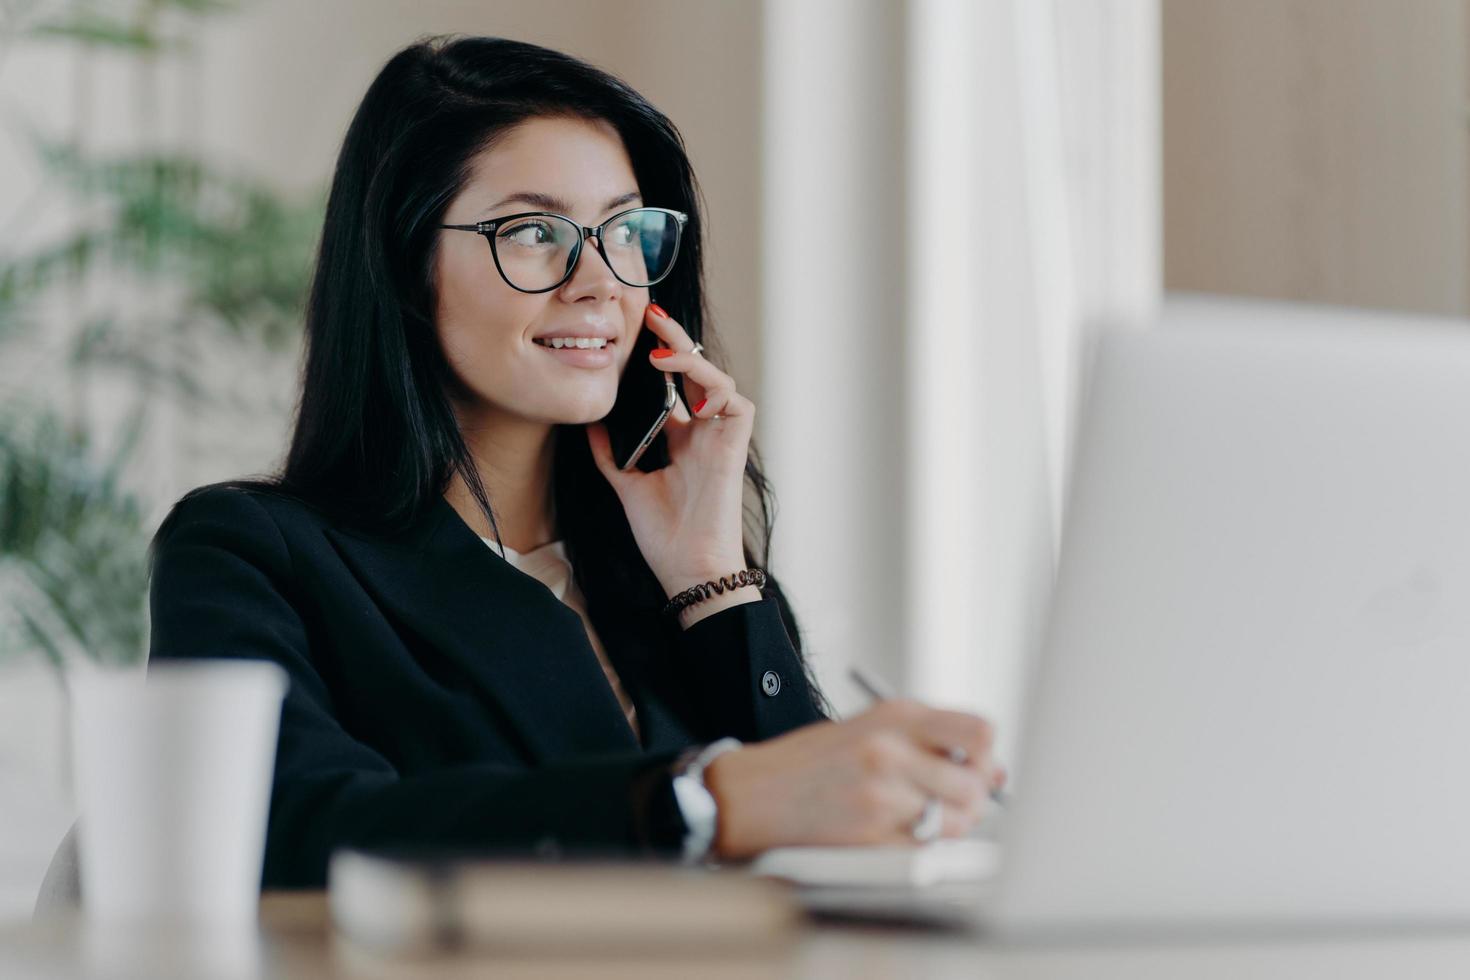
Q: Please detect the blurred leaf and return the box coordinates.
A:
[0,406,150,666]
[17,607,68,674]
[69,314,210,403]
[0,0,305,668]
[0,229,104,296]
[28,135,321,351]
[25,10,178,51]
[22,0,242,51]
[152,0,238,14]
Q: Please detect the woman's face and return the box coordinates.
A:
[434,115,650,426]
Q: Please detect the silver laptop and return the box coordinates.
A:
[805,296,1470,938]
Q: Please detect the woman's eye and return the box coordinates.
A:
[608,223,639,247]
[499,221,555,247]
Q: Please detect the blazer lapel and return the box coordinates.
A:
[589,609,700,754]
[323,497,642,763]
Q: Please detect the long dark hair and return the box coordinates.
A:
[207,35,830,718]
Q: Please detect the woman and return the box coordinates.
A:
[148,35,1003,888]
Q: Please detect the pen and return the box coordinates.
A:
[848,665,1008,807]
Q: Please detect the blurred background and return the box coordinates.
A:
[0,0,1463,919]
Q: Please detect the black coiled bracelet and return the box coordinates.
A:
[662,567,767,619]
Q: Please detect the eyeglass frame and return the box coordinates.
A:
[438,206,689,294]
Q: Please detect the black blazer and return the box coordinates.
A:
[147,484,828,888]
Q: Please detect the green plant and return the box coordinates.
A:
[0,0,325,666]
[0,403,149,666]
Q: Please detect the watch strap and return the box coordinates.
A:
[670,736,743,864]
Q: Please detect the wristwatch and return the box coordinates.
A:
[670,736,743,864]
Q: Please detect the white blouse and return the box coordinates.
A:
[480,536,641,742]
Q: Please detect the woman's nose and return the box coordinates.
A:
[561,233,620,298]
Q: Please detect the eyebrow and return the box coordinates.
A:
[478,191,642,220]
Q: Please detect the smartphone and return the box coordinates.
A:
[607,291,680,472]
[616,370,677,471]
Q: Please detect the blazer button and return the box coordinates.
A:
[761,670,781,697]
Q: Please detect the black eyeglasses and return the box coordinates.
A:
[439,206,688,293]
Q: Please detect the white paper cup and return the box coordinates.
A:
[71,659,288,924]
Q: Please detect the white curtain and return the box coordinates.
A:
[760,0,1160,758]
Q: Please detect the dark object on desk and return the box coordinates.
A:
[797,881,991,932]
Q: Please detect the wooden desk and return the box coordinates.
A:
[8,892,1470,979]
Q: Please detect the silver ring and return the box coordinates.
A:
[910,797,943,842]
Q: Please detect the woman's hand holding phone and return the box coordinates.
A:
[585,302,756,609]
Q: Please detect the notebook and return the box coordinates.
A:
[745,838,1000,889]
[328,848,801,954]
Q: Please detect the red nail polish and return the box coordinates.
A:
[652,347,675,359]
[648,302,668,319]
[693,398,708,414]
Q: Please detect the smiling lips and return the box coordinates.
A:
[534,336,616,368]
[534,336,610,349]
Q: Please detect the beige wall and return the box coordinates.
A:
[1164,0,1469,316]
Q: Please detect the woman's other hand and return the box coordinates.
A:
[701,698,1003,859]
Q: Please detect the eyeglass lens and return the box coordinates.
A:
[493,209,680,291]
